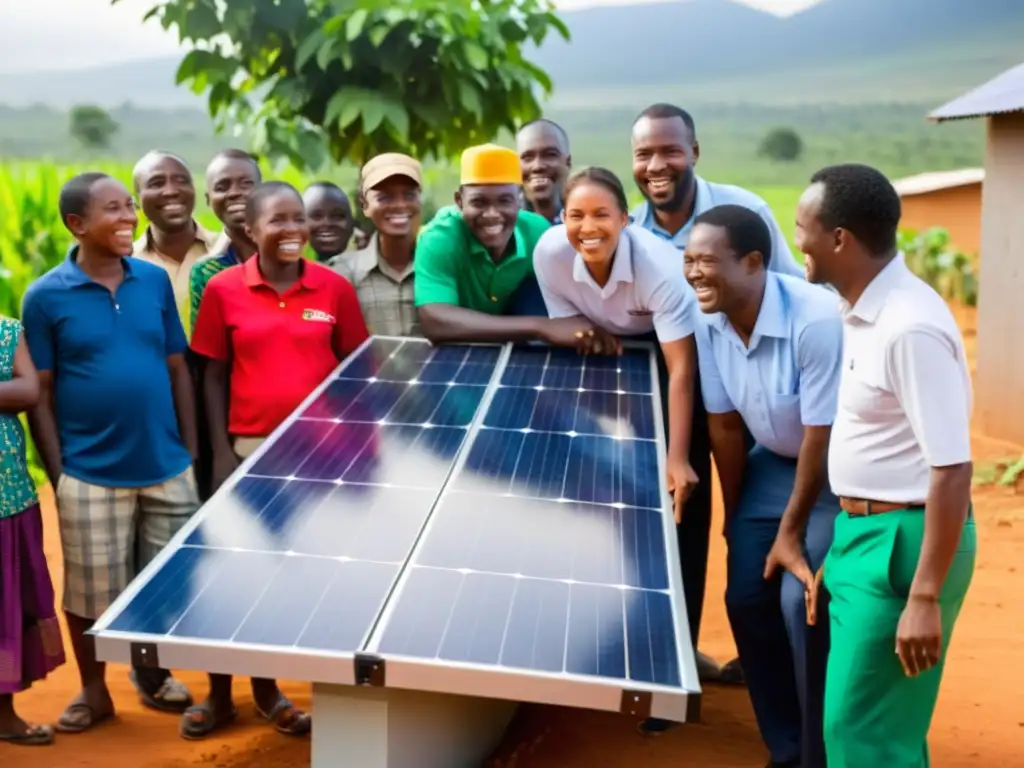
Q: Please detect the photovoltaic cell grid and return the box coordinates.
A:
[106,338,501,656]
[376,346,682,689]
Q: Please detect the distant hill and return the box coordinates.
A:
[1,0,1023,109]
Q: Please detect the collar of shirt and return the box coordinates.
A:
[242,253,329,295]
[711,272,789,353]
[135,221,218,256]
[571,230,635,300]
[351,233,415,283]
[524,200,564,225]
[841,252,908,324]
[58,244,136,288]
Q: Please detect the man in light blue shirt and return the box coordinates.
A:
[631,103,803,279]
[685,204,841,768]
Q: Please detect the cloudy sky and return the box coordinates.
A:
[0,0,822,73]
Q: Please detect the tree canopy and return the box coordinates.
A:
[758,126,804,163]
[69,105,119,150]
[120,0,569,170]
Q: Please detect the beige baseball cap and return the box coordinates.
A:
[360,153,422,194]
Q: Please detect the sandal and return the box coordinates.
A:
[55,702,115,734]
[179,703,238,741]
[256,697,311,737]
[0,723,55,745]
[130,669,193,713]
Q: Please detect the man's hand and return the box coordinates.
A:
[896,595,943,676]
[763,526,815,587]
[666,456,698,524]
[540,317,621,355]
[211,450,240,493]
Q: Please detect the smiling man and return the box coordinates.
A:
[516,118,571,224]
[631,103,802,278]
[331,153,422,336]
[415,143,618,349]
[132,151,220,337]
[303,181,355,262]
[686,204,842,768]
[188,149,261,331]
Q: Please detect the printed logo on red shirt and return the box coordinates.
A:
[302,309,336,323]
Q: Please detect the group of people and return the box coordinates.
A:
[0,102,976,768]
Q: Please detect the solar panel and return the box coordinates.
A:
[92,337,698,720]
[366,346,690,712]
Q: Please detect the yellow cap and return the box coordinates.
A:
[360,153,422,194]
[460,144,522,186]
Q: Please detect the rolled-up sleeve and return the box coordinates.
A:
[694,324,735,414]
[796,316,843,426]
[649,270,695,343]
[887,327,972,467]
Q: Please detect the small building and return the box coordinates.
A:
[891,168,984,255]
[931,62,1024,445]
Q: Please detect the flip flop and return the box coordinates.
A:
[256,697,311,737]
[179,703,238,741]
[55,703,115,734]
[0,724,55,745]
[130,669,193,713]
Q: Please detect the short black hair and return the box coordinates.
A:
[634,103,697,140]
[304,180,350,201]
[246,181,302,225]
[809,163,901,256]
[517,118,570,151]
[206,148,261,180]
[563,167,629,214]
[59,172,111,230]
[694,204,773,267]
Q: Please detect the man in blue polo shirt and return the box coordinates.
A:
[685,204,842,768]
[22,172,200,733]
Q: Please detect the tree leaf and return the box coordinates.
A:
[346,9,369,41]
[381,100,409,138]
[361,100,385,133]
[296,29,326,70]
[369,23,389,47]
[463,41,488,70]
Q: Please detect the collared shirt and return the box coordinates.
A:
[828,254,972,502]
[696,272,843,458]
[414,206,551,313]
[190,256,369,437]
[329,233,420,337]
[133,222,220,337]
[189,241,241,333]
[631,176,804,278]
[533,224,697,342]
[523,199,564,224]
[20,247,191,487]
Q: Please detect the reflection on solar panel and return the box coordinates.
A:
[93,336,697,718]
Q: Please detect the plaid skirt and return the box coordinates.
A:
[0,503,65,694]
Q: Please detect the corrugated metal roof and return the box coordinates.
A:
[929,62,1024,122]
[891,168,985,197]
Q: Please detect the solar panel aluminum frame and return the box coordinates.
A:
[88,335,501,686]
[361,340,702,722]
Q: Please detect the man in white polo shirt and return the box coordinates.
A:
[796,163,977,768]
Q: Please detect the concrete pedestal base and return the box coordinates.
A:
[311,683,518,768]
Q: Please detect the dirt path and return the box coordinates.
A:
[7,307,1024,767]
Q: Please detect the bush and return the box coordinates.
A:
[898,226,978,306]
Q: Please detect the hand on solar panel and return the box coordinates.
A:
[666,456,698,523]
[538,316,621,355]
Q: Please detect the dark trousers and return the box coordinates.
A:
[725,448,836,768]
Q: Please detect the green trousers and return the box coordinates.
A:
[822,508,977,767]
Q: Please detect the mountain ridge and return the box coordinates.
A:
[1,0,1022,109]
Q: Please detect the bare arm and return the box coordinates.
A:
[777,425,831,536]
[27,371,62,486]
[168,352,198,459]
[0,334,40,412]
[660,336,696,465]
[910,462,972,601]
[707,410,748,523]
[418,303,546,344]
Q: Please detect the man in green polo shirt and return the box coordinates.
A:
[415,143,616,350]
